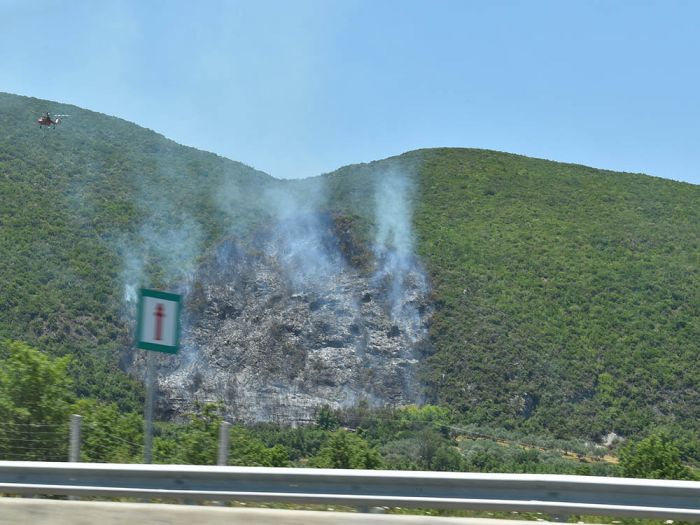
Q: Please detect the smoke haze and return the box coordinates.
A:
[372,170,428,340]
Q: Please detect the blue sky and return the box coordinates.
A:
[2,0,699,183]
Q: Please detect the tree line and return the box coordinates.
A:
[1,339,696,481]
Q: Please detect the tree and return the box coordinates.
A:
[0,340,74,460]
[619,433,695,480]
[156,403,222,465]
[431,444,465,471]
[73,398,142,463]
[314,404,339,431]
[309,430,382,469]
[228,426,289,467]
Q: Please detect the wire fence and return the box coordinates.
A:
[0,421,70,462]
[0,406,613,466]
[79,420,143,464]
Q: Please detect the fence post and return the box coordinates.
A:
[217,421,231,466]
[68,414,82,462]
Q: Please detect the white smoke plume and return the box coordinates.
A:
[261,181,343,292]
[119,211,203,308]
[373,170,428,340]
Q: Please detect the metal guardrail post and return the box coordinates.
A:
[217,422,231,466]
[68,415,82,463]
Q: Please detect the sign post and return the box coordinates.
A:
[136,288,182,464]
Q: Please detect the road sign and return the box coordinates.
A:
[136,288,182,354]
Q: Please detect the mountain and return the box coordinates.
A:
[322,149,700,442]
[1,92,699,449]
[0,92,275,409]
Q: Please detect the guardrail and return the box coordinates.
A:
[1,462,699,521]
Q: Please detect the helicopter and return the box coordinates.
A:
[37,112,70,129]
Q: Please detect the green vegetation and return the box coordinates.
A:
[414,149,700,441]
[0,339,73,460]
[3,342,698,483]
[1,92,699,468]
[308,430,383,469]
[0,345,617,475]
[0,92,274,411]
[320,149,700,459]
[619,432,697,480]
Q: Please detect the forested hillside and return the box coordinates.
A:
[319,149,700,447]
[1,92,699,455]
[0,92,274,410]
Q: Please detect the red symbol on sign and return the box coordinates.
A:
[154,303,165,341]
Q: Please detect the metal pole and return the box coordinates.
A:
[144,351,155,464]
[217,421,231,466]
[68,414,82,462]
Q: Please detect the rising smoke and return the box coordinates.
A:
[116,157,430,418]
[119,217,203,306]
[118,165,429,332]
[372,170,428,341]
[261,181,344,292]
[118,162,205,311]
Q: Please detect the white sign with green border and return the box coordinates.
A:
[136,288,182,354]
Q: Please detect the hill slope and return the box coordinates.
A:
[1,92,699,448]
[319,149,700,441]
[0,92,275,409]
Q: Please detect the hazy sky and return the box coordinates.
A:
[2,1,699,183]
